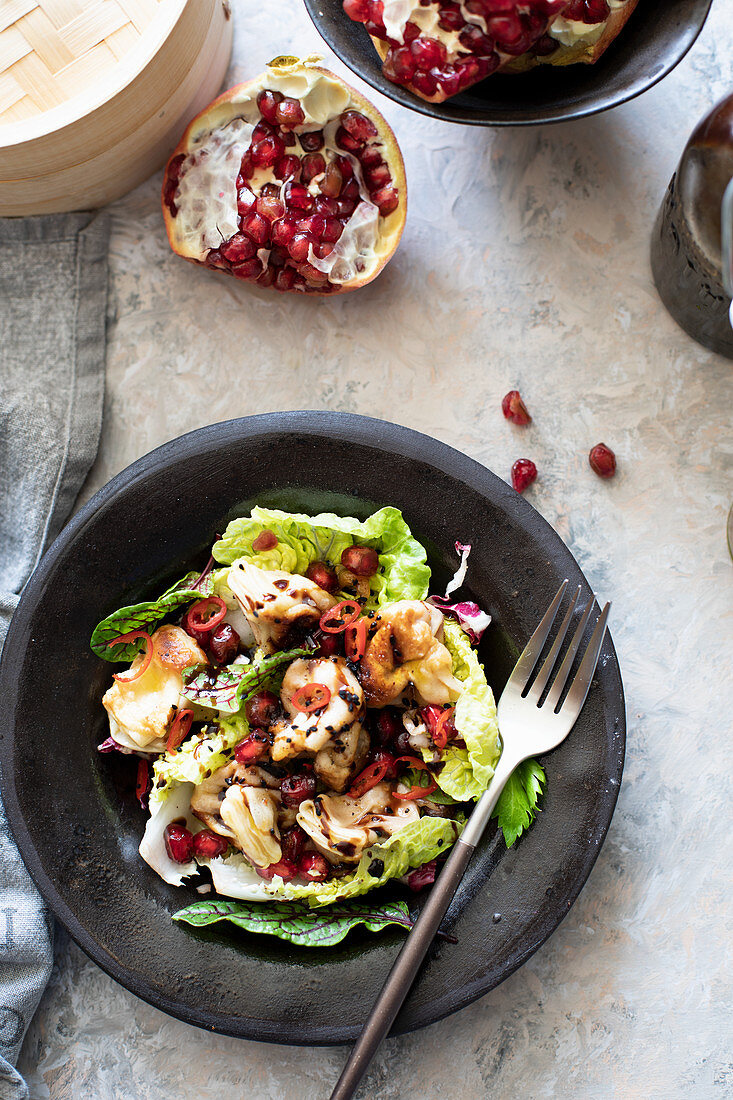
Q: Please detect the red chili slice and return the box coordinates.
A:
[423,705,456,751]
[252,530,278,552]
[135,759,149,803]
[184,596,227,633]
[319,600,361,634]
[108,630,153,683]
[347,759,390,799]
[291,683,332,714]
[166,708,194,753]
[392,756,439,800]
[344,618,368,661]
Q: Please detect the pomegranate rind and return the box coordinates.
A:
[161,57,406,296]
[367,0,639,103]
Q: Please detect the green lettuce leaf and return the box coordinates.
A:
[254,815,460,908]
[212,505,430,606]
[173,897,416,947]
[180,647,312,714]
[90,571,214,662]
[149,716,247,811]
[424,620,501,803]
[491,758,546,847]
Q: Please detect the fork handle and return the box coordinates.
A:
[329,836,474,1100]
[329,753,519,1100]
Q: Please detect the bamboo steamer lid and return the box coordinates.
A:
[0,0,234,215]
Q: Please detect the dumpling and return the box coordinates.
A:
[360,601,462,707]
[219,786,282,868]
[227,560,337,652]
[297,782,420,863]
[272,656,365,758]
[102,626,206,750]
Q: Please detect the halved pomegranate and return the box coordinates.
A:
[342,0,639,102]
[162,56,406,295]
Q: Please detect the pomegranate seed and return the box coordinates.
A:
[299,130,324,151]
[298,261,329,286]
[257,858,298,881]
[192,829,228,859]
[269,244,289,267]
[459,25,495,54]
[322,218,343,243]
[437,66,462,98]
[511,459,538,493]
[412,70,438,96]
[257,89,283,125]
[343,0,371,18]
[340,109,378,143]
[533,33,559,55]
[241,211,269,246]
[320,161,343,198]
[271,215,299,246]
[234,734,269,763]
[257,194,285,221]
[302,153,326,182]
[334,155,354,180]
[275,97,305,128]
[281,825,307,863]
[589,443,616,478]
[501,390,532,426]
[244,690,279,728]
[274,267,297,292]
[274,154,302,181]
[164,823,193,863]
[410,36,447,68]
[438,8,463,31]
[231,258,263,280]
[288,232,315,262]
[237,189,256,216]
[371,186,399,216]
[359,145,383,171]
[384,46,417,83]
[208,623,240,664]
[284,181,313,210]
[251,134,284,168]
[220,233,256,263]
[257,264,276,287]
[298,214,327,239]
[393,727,413,756]
[336,198,356,218]
[565,0,610,21]
[341,178,360,201]
[313,629,343,657]
[299,853,330,882]
[406,860,437,891]
[305,560,339,591]
[373,707,402,747]
[341,545,379,576]
[364,163,391,190]
[367,748,399,779]
[336,126,365,153]
[281,773,317,808]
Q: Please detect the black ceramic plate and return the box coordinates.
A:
[304,0,713,125]
[0,412,624,1043]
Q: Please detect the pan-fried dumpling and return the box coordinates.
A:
[360,601,462,707]
[271,656,365,760]
[227,560,337,652]
[297,782,420,863]
[219,785,282,868]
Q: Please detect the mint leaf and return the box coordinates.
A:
[90,571,215,662]
[492,759,546,848]
[173,897,415,947]
[181,648,312,713]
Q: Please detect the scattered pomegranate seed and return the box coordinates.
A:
[589,443,617,478]
[502,389,532,426]
[299,853,330,882]
[257,859,298,881]
[306,560,339,591]
[299,130,324,151]
[341,545,379,576]
[244,690,279,728]
[164,823,194,863]
[192,829,228,860]
[511,459,537,493]
[281,825,307,864]
[234,734,269,764]
[208,623,240,664]
[280,773,317,808]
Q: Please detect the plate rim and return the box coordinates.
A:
[0,410,626,1043]
[302,0,714,127]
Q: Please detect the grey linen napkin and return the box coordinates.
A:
[0,211,109,1099]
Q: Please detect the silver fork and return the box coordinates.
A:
[330,580,611,1100]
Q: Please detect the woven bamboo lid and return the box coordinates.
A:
[0,0,233,214]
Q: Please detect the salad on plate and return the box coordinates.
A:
[92,506,544,937]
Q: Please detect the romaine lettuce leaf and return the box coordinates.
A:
[425,620,501,802]
[204,815,461,908]
[212,506,430,606]
[90,570,214,662]
[149,716,247,811]
[173,897,416,946]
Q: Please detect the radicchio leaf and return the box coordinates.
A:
[90,570,216,663]
[431,596,492,644]
[172,897,416,947]
[181,648,313,713]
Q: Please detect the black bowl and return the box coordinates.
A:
[0,412,625,1043]
[304,0,713,125]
